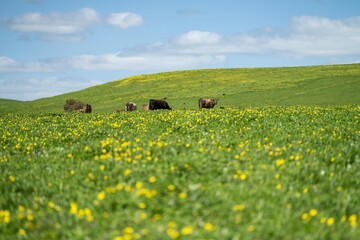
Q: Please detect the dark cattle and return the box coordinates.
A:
[125,102,137,111]
[198,98,219,109]
[78,104,92,113]
[149,99,172,110]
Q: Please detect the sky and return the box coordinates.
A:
[1,0,360,101]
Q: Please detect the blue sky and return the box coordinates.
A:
[1,0,360,101]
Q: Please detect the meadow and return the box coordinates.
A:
[1,63,360,113]
[1,106,359,239]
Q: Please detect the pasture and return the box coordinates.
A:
[1,63,360,113]
[1,106,359,239]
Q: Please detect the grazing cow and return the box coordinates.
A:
[79,104,92,113]
[125,102,137,111]
[142,104,149,110]
[198,98,219,109]
[149,99,172,110]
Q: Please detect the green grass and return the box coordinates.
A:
[1,63,360,113]
[1,106,359,239]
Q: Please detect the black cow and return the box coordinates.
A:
[198,98,219,108]
[125,101,137,111]
[149,99,172,110]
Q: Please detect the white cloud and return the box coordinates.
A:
[1,16,359,73]
[6,8,100,35]
[0,56,54,72]
[66,53,225,71]
[0,76,101,101]
[1,8,144,41]
[107,12,144,29]
[174,30,222,45]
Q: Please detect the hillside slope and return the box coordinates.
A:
[1,63,359,113]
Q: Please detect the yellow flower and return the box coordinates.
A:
[179,192,187,199]
[123,226,134,235]
[148,176,157,183]
[138,202,146,209]
[309,209,317,217]
[181,226,193,235]
[9,175,15,183]
[276,159,285,167]
[232,204,246,211]
[203,222,215,232]
[239,173,247,180]
[18,228,26,236]
[0,210,11,223]
[124,168,131,176]
[167,184,176,191]
[166,228,180,239]
[70,202,78,215]
[348,214,357,228]
[301,213,310,220]
[327,217,334,226]
[97,191,105,201]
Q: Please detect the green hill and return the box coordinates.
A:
[1,63,360,113]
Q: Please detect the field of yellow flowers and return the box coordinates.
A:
[1,106,359,239]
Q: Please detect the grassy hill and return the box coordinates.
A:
[1,63,360,113]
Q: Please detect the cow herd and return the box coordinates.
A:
[115,98,219,112]
[74,98,219,113]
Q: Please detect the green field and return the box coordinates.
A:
[1,106,359,239]
[1,63,360,113]
[1,64,359,239]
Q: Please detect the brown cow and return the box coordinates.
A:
[142,104,149,110]
[149,99,172,110]
[125,102,137,111]
[198,98,219,109]
[78,104,92,113]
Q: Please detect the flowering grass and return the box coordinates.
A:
[1,106,359,239]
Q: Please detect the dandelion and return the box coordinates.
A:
[309,209,317,217]
[301,213,310,220]
[167,228,180,239]
[276,159,285,167]
[348,214,357,228]
[181,226,193,235]
[232,204,246,211]
[204,222,215,232]
[123,226,134,235]
[138,202,146,209]
[18,228,26,236]
[179,192,187,199]
[70,202,78,215]
[148,176,157,183]
[167,184,176,191]
[240,173,247,180]
[0,210,11,223]
[9,175,15,183]
[124,168,131,176]
[327,217,335,226]
[97,191,106,201]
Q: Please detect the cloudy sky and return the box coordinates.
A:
[1,0,360,101]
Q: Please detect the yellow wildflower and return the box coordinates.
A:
[181,226,193,235]
[97,191,105,201]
